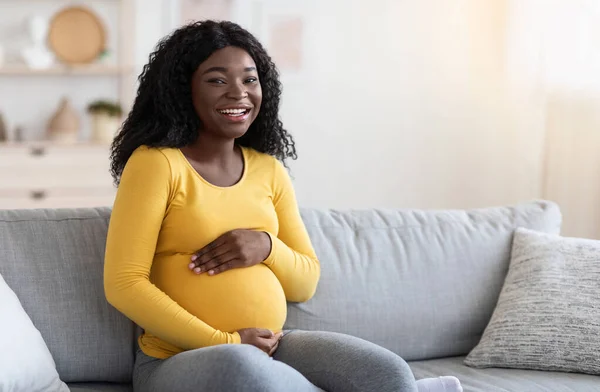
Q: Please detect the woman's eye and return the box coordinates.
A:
[207,79,225,84]
[245,77,258,84]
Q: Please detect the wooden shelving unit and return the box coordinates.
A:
[0,1,133,209]
[0,0,136,127]
[0,64,133,76]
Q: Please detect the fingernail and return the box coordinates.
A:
[194,267,201,274]
[191,255,197,261]
[208,270,214,275]
[188,263,195,269]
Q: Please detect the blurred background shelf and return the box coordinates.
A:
[0,0,135,143]
[0,141,111,147]
[0,64,133,76]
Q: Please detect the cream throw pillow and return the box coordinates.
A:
[0,273,69,392]
[465,228,600,375]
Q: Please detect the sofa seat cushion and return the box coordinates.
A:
[67,383,132,392]
[409,356,600,392]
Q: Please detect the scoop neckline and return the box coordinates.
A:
[176,145,248,190]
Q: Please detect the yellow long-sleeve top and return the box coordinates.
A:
[104,145,320,359]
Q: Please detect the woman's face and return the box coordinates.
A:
[191,46,262,139]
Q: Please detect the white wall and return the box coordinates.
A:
[153,0,547,211]
[520,0,600,239]
[133,0,171,82]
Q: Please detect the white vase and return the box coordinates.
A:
[91,113,121,144]
[21,15,54,69]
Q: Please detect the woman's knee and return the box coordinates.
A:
[339,339,416,391]
[377,354,416,386]
[276,331,417,392]
[342,336,417,391]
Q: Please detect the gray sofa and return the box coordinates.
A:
[1,200,599,392]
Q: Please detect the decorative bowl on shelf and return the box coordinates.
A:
[48,6,106,65]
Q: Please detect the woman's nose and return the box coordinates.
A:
[226,83,248,100]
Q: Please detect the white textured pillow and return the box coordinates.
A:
[0,273,69,392]
[465,228,600,374]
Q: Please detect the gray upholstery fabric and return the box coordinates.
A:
[67,383,132,392]
[465,228,600,374]
[410,356,600,392]
[0,208,136,383]
[285,201,562,361]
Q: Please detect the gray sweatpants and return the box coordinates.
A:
[133,330,418,392]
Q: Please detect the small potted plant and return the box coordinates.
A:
[87,100,123,144]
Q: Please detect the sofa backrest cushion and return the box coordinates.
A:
[0,208,135,383]
[285,201,562,361]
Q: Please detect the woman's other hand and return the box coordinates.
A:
[238,328,282,356]
[188,229,271,275]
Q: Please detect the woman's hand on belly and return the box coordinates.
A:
[188,229,271,276]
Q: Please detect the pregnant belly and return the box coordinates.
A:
[150,254,287,333]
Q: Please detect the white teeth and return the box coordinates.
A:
[218,108,248,115]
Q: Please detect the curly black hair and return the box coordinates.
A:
[109,20,297,184]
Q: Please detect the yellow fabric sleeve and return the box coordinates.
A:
[263,159,321,302]
[103,147,241,349]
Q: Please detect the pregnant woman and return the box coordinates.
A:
[104,20,461,392]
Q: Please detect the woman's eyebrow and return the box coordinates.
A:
[202,66,257,75]
[202,66,227,75]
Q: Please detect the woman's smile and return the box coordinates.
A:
[216,106,253,122]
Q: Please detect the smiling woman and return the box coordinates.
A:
[190,47,262,139]
[103,20,460,392]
